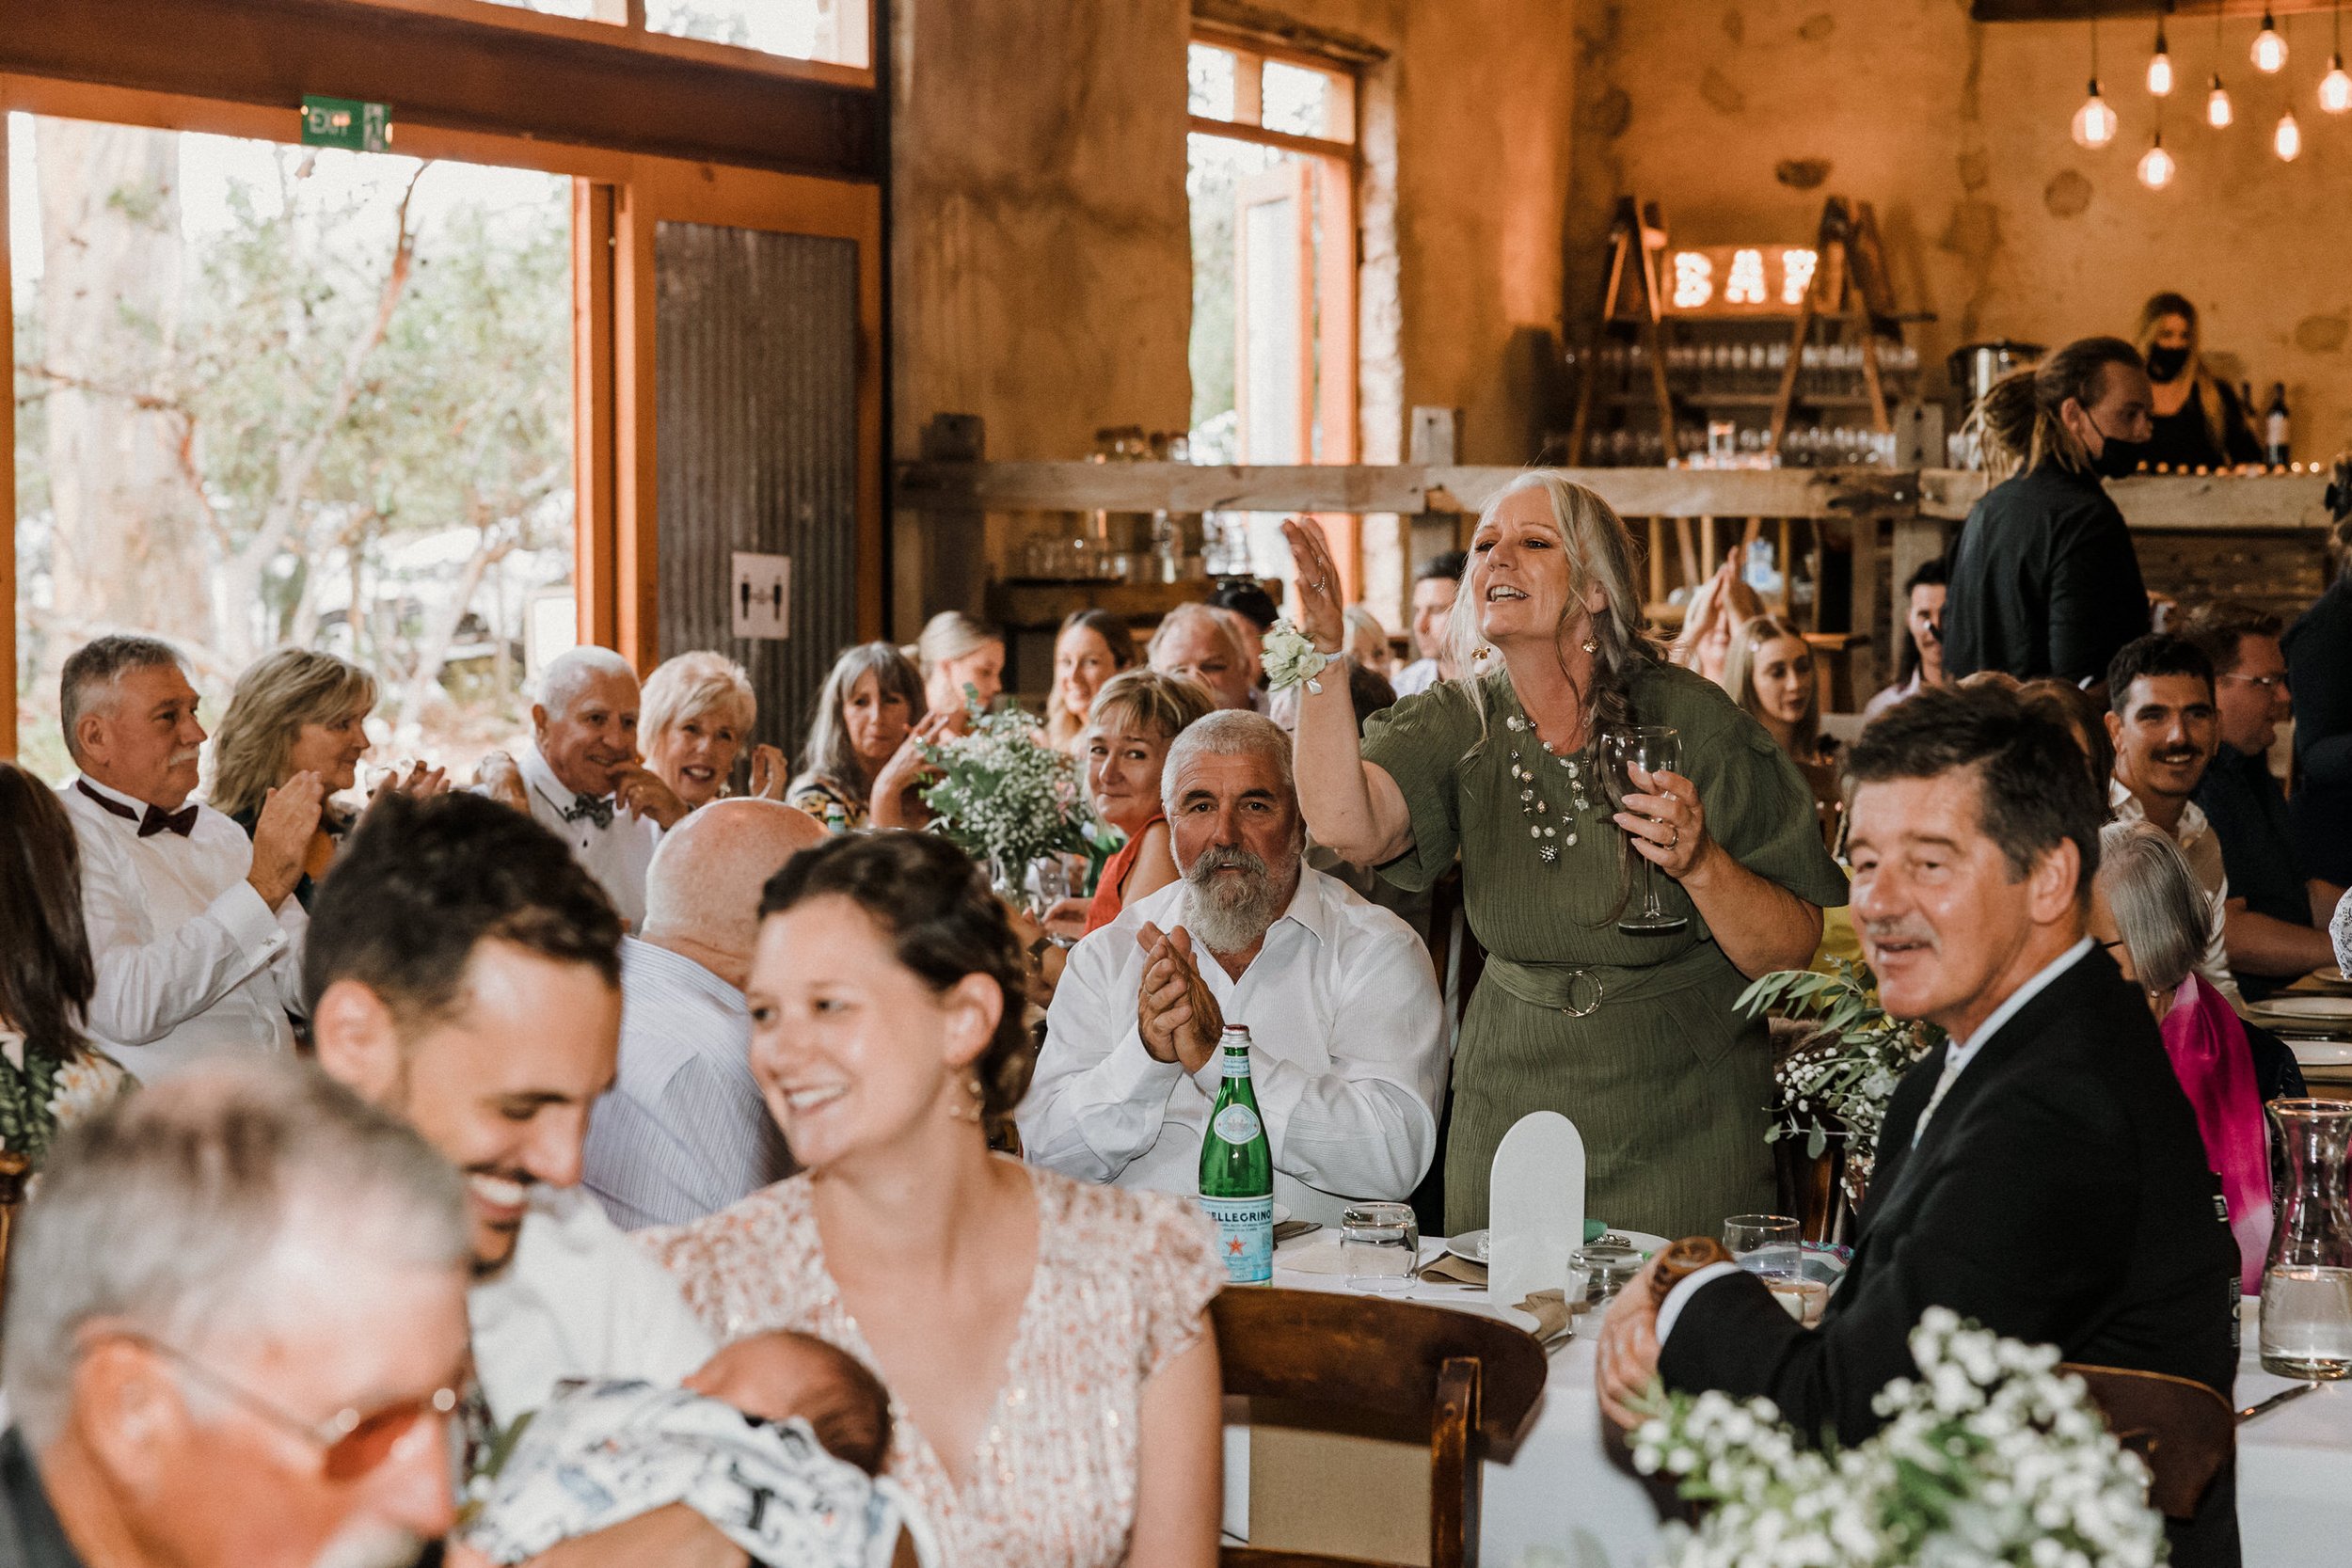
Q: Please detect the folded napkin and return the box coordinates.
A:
[1512,1289,1575,1345]
[1418,1253,1486,1288]
[1276,1236,1355,1275]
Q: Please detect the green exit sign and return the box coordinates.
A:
[299,96,392,153]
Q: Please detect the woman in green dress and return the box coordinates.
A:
[1284,473,1847,1239]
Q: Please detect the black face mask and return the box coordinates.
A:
[2146,345,2190,383]
[2090,427,2150,480]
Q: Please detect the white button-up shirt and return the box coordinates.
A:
[63,775,304,1079]
[582,938,794,1230]
[520,745,661,931]
[1020,865,1450,1226]
[468,1183,717,1430]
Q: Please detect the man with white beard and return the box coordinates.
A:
[1021,710,1449,1225]
[57,635,321,1074]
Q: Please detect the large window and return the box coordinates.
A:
[8,115,574,778]
[1186,34,1358,590]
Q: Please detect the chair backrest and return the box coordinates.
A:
[2058,1362,2234,1521]
[0,1149,30,1320]
[1213,1287,1548,1568]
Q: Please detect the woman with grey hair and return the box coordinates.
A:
[1282,475,1848,1238]
[2093,821,2301,1294]
[787,642,932,831]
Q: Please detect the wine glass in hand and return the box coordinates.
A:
[1602,726,1689,933]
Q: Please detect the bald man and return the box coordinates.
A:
[581,798,824,1228]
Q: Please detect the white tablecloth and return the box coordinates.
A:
[1228,1235,2352,1567]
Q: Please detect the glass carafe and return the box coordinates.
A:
[2260,1099,2352,1379]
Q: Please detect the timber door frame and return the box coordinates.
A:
[0,74,882,756]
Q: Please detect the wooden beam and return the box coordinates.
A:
[0,0,878,182]
[1919,469,2331,530]
[1975,2,2339,20]
[571,181,619,652]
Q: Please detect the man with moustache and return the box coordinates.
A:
[1595,685,2242,1567]
[2105,633,2240,1004]
[57,635,323,1074]
[1021,710,1449,1226]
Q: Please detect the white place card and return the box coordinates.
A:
[1487,1110,1586,1307]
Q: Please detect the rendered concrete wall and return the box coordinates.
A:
[1567,1,2352,458]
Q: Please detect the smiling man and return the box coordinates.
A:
[1021,710,1448,1225]
[2105,633,2241,1006]
[1147,603,1260,713]
[57,635,323,1075]
[510,646,675,930]
[1594,684,2242,1568]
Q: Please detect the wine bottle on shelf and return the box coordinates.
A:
[1199,1025,1274,1286]
[2265,383,2291,468]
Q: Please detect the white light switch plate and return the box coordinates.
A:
[731,552,790,640]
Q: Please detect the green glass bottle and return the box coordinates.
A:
[1199,1024,1274,1285]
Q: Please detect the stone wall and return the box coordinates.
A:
[1567,1,2352,459]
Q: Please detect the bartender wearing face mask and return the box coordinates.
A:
[1942,336,2153,691]
[2138,293,2264,472]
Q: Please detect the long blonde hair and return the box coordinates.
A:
[914,611,1000,676]
[1723,614,1820,759]
[2135,292,2237,462]
[207,648,377,820]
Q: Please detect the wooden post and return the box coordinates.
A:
[571,180,619,655]
[1647,517,1667,610]
[920,415,989,623]
[1675,517,1701,593]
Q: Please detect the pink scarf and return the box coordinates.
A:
[2160,974,2274,1294]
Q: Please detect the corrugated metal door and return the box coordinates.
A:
[654,222,860,783]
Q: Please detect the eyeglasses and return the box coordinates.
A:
[105,1331,460,1482]
[2220,672,2290,692]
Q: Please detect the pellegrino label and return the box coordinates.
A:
[1200,1025,1274,1286]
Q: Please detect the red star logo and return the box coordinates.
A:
[1228,1237,1246,1256]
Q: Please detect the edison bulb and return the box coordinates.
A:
[2138,136,2177,190]
[2276,109,2303,160]
[2322,56,2352,114]
[2253,13,2288,74]
[2148,45,2174,97]
[2207,75,2235,128]
[2073,83,2120,149]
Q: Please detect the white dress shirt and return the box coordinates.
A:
[1019,865,1450,1226]
[1657,938,2097,1342]
[63,775,305,1078]
[2108,779,2240,1009]
[583,938,794,1230]
[520,745,661,931]
[467,1183,717,1430]
[1391,657,1441,697]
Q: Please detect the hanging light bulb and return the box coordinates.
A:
[2326,4,2352,112]
[2253,9,2289,73]
[2138,129,2177,189]
[2208,71,2235,128]
[2276,107,2303,159]
[2074,80,2120,147]
[2148,23,2174,96]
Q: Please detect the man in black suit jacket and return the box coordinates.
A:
[1597,685,2242,1567]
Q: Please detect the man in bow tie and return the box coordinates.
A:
[484,646,676,931]
[1594,684,2243,1568]
[57,635,322,1077]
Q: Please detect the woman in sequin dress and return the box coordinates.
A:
[643,832,1223,1568]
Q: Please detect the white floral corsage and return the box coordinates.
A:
[1261,618,1333,695]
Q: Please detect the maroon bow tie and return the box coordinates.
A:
[77,780,199,839]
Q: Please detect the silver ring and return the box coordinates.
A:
[1665,827,1681,850]
[1309,578,1327,591]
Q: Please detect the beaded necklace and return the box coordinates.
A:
[1504,712,1595,864]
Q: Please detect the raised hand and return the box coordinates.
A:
[1134,922,1223,1074]
[247,771,327,910]
[611,762,691,831]
[474,750,529,814]
[867,710,953,829]
[747,743,789,800]
[1279,515,1347,655]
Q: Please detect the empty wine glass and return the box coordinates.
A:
[1601,725,1690,934]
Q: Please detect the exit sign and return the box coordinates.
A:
[300,97,392,153]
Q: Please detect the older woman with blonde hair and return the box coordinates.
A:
[1053,669,1215,939]
[1282,474,1847,1237]
[209,647,443,910]
[915,610,1006,719]
[640,650,787,811]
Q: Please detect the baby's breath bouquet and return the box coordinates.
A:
[1740,958,1942,1183]
[1628,1308,2166,1568]
[918,699,1092,892]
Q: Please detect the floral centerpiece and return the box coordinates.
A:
[1628,1307,2166,1568]
[918,700,1094,896]
[1739,958,1942,1204]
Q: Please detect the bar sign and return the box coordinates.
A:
[300,97,392,153]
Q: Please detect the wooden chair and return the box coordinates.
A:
[2059,1363,2234,1521]
[1213,1287,1548,1568]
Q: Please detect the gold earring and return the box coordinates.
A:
[1581,637,1599,655]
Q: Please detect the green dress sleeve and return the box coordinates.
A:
[1358,681,1485,893]
[1653,666,1851,925]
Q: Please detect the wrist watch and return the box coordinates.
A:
[1647,1237,1736,1308]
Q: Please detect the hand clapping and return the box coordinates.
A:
[1134,922,1223,1075]
[246,771,326,911]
